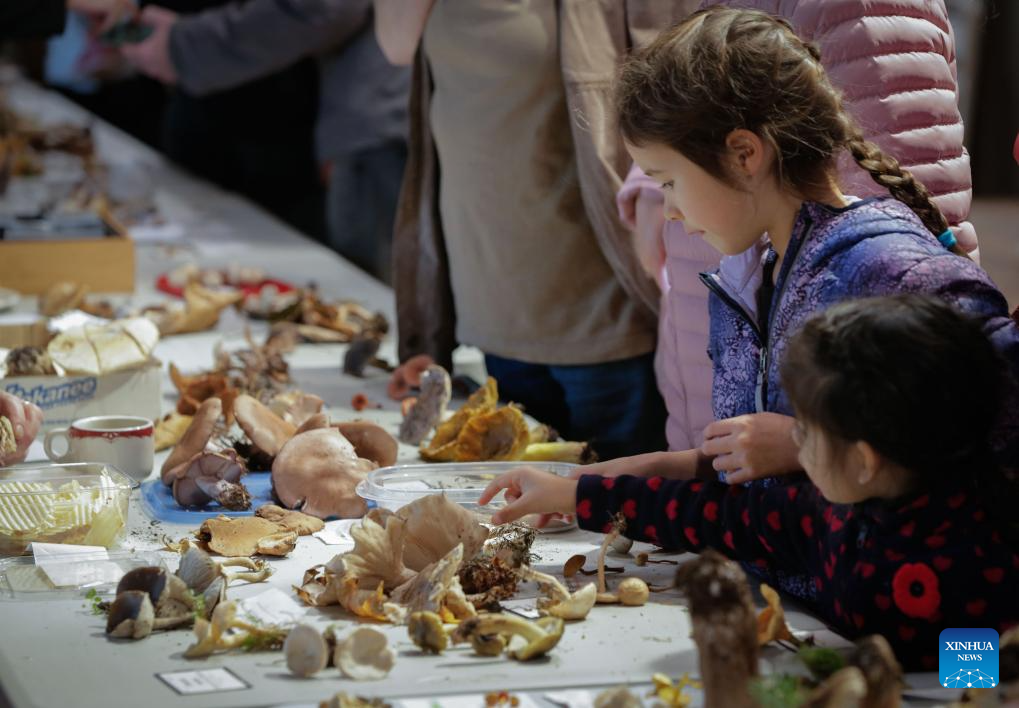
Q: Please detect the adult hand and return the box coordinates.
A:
[121,6,179,85]
[68,0,134,32]
[0,393,43,467]
[478,466,578,526]
[700,412,801,484]
[387,353,434,400]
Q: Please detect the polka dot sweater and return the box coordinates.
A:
[576,474,1019,670]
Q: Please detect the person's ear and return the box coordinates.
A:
[725,129,765,179]
[854,440,882,486]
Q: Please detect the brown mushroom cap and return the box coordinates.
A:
[234,394,296,458]
[199,515,289,557]
[255,503,325,535]
[272,428,375,519]
[333,420,399,468]
[161,397,222,484]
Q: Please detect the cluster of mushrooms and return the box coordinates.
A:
[159,391,397,518]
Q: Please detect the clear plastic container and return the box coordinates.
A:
[0,550,165,600]
[0,462,135,555]
[356,461,577,514]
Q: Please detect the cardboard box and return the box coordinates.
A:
[0,322,160,432]
[0,210,135,294]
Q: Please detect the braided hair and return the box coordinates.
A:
[615,6,969,257]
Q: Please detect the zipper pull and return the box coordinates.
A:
[755,347,768,413]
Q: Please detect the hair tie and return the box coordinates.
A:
[938,229,957,250]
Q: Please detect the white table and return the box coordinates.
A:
[0,78,952,708]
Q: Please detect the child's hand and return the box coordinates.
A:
[701,413,801,484]
[478,466,578,525]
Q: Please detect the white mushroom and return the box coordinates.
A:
[518,566,596,621]
[284,624,330,678]
[334,627,395,681]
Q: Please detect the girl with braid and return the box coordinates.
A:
[527,6,1019,601]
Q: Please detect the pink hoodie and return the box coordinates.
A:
[618,0,975,451]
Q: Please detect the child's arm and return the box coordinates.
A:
[573,449,713,481]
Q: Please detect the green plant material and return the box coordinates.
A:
[749,675,807,708]
[798,645,846,681]
[191,590,206,621]
[85,588,109,616]
[237,626,288,652]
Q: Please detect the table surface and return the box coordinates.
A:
[0,77,953,708]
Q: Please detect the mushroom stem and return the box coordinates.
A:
[597,516,625,595]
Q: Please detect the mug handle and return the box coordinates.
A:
[43,428,71,462]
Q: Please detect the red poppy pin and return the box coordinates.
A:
[892,562,941,619]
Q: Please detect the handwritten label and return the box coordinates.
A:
[156,668,249,696]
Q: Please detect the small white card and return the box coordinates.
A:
[237,588,307,625]
[501,601,541,620]
[156,667,249,695]
[313,518,359,546]
[31,543,122,587]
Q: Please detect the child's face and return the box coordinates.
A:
[625,140,768,256]
[793,420,868,504]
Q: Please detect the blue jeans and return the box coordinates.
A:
[484,352,667,460]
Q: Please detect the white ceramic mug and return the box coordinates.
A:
[44,415,154,482]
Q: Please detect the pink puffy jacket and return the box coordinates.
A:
[618,0,975,451]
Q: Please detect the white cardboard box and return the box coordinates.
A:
[1,361,162,431]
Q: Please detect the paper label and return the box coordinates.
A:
[313,518,359,546]
[156,667,249,695]
[236,588,307,626]
[31,542,122,587]
[401,695,541,708]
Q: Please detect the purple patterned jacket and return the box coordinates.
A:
[703,197,1019,598]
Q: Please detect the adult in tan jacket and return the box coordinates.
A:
[376,1,697,459]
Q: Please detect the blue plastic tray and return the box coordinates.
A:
[140,473,274,523]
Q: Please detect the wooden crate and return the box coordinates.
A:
[0,209,135,294]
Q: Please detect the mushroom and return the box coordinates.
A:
[106,590,155,639]
[172,450,251,510]
[616,578,650,607]
[116,566,196,628]
[518,566,596,621]
[176,545,273,593]
[592,517,648,606]
[564,554,621,578]
[234,393,296,460]
[452,613,564,661]
[390,544,476,620]
[635,552,678,567]
[848,635,903,708]
[285,624,330,678]
[198,515,298,557]
[674,550,759,708]
[334,627,395,681]
[407,611,448,654]
[610,536,634,555]
[0,416,15,456]
[271,427,376,519]
[470,633,508,657]
[296,413,331,434]
[333,421,399,468]
[255,503,325,535]
[343,336,391,377]
[804,667,868,708]
[161,397,221,484]
[395,494,489,572]
[757,582,799,647]
[184,601,288,658]
[398,365,451,445]
[593,686,643,708]
[268,391,324,428]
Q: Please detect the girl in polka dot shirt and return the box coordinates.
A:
[481,295,1019,670]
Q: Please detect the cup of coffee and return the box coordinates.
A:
[44,415,154,482]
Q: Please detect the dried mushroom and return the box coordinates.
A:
[40,281,87,316]
[199,515,297,557]
[396,494,488,572]
[518,566,596,621]
[272,427,376,519]
[255,503,325,535]
[399,365,451,446]
[0,416,15,456]
[161,397,221,483]
[334,627,395,681]
[184,601,288,658]
[674,550,759,708]
[285,624,330,678]
[757,582,799,647]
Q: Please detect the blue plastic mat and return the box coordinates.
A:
[140,473,274,523]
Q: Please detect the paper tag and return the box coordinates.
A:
[156,667,249,696]
[237,588,307,625]
[313,518,359,546]
[544,689,601,708]
[32,543,122,587]
[401,695,541,708]
[501,602,541,620]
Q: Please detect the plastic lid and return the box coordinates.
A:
[0,462,136,493]
[355,461,576,512]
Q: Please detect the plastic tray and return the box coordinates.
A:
[0,550,165,600]
[140,473,274,524]
[356,461,576,514]
[0,462,135,555]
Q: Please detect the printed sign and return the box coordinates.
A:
[940,628,999,689]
